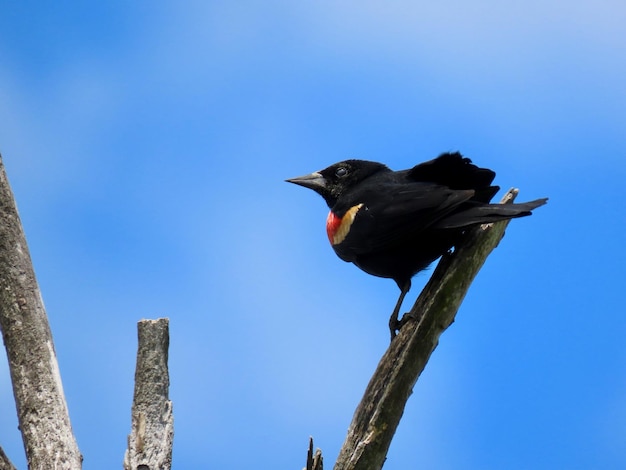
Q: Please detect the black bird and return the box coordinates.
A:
[286,152,547,339]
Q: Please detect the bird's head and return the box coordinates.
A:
[286,159,388,208]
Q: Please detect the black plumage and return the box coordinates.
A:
[287,152,547,338]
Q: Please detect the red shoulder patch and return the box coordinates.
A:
[326,204,364,246]
[326,211,341,244]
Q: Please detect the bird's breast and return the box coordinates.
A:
[326,203,364,246]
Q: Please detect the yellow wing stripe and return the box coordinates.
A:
[327,203,364,245]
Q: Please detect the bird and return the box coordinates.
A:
[286,152,547,339]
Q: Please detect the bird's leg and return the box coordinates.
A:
[388,280,411,340]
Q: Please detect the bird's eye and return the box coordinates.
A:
[335,167,348,178]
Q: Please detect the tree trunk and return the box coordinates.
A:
[0,155,82,469]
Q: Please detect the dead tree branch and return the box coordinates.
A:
[0,154,82,468]
[0,447,17,470]
[124,318,173,470]
[305,437,323,470]
[332,188,522,470]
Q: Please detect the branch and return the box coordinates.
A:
[0,446,17,470]
[304,437,323,470]
[334,189,521,470]
[0,154,82,468]
[124,318,174,470]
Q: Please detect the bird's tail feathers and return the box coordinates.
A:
[434,198,548,229]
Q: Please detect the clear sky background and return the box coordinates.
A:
[1,2,625,469]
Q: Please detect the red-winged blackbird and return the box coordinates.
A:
[286,152,547,338]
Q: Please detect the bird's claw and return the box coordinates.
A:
[388,319,400,340]
[389,311,423,341]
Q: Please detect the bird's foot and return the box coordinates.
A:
[388,312,411,340]
[389,310,424,340]
[399,311,418,327]
[388,317,400,340]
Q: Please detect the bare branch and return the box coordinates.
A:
[334,189,520,470]
[0,155,82,468]
[124,318,173,470]
[0,447,17,470]
[304,437,323,470]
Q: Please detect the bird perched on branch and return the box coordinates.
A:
[286,152,547,339]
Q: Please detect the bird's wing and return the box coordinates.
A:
[407,152,495,189]
[334,182,475,256]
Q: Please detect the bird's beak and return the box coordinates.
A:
[285,171,327,192]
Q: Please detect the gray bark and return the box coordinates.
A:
[124,318,173,470]
[0,154,82,469]
[332,189,522,470]
[305,438,323,470]
[0,447,17,470]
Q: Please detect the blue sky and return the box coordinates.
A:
[1,2,625,469]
